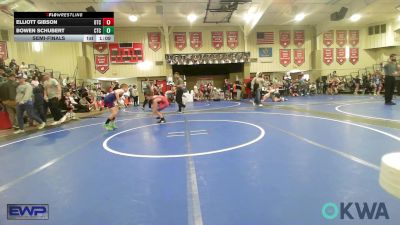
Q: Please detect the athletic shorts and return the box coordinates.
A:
[104,100,115,108]
[158,96,170,111]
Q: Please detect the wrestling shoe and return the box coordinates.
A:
[103,124,113,131]
[110,122,118,129]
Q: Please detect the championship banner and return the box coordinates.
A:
[148,32,161,52]
[294,30,305,47]
[189,32,202,51]
[93,42,108,53]
[323,30,334,47]
[279,30,291,48]
[95,55,109,74]
[226,31,238,49]
[349,30,359,46]
[279,49,291,67]
[336,48,346,65]
[323,48,334,65]
[336,30,347,47]
[0,41,8,60]
[174,32,187,51]
[349,48,359,65]
[294,49,305,66]
[211,31,223,50]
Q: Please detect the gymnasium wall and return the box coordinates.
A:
[248,25,314,74]
[315,26,376,77]
[168,26,244,54]
[3,20,400,82]
[85,27,169,79]
[5,31,80,77]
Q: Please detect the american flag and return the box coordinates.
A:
[257,32,274,44]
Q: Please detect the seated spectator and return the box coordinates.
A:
[309,82,317,95]
[79,92,96,111]
[9,59,18,70]
[63,91,78,120]
[20,62,29,74]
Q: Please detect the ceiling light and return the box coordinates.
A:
[187,13,197,23]
[398,15,400,21]
[243,13,254,23]
[128,15,138,22]
[350,14,361,22]
[294,13,305,22]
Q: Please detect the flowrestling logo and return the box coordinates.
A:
[7,204,49,220]
[321,202,389,220]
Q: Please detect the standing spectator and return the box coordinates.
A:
[14,74,45,134]
[193,84,199,101]
[235,80,242,100]
[131,84,139,106]
[174,72,186,112]
[373,71,383,96]
[113,82,120,91]
[43,72,66,125]
[32,77,47,123]
[0,73,19,128]
[383,54,399,105]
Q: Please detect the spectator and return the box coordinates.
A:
[0,69,6,83]
[0,58,5,70]
[32,76,47,123]
[43,72,66,125]
[20,62,29,74]
[235,80,242,101]
[0,73,19,128]
[63,91,77,120]
[354,75,361,95]
[79,92,96,111]
[14,74,45,134]
[131,84,139,106]
[9,59,18,70]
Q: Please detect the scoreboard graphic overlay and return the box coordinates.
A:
[14,12,114,42]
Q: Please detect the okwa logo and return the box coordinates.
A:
[321,202,390,220]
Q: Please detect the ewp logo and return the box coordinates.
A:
[7,204,49,220]
[321,202,389,220]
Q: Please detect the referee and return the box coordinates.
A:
[383,54,399,105]
[174,72,186,113]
